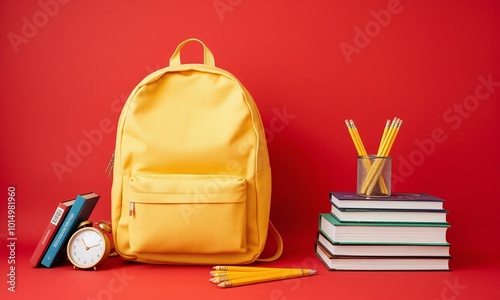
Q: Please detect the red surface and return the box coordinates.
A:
[1,1,499,299]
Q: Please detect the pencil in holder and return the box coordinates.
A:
[357,155,392,198]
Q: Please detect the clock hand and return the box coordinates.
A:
[88,244,101,249]
[81,238,89,250]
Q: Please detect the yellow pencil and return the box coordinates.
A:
[362,157,389,195]
[213,265,315,272]
[377,119,391,155]
[384,118,402,156]
[345,120,363,155]
[348,119,388,195]
[210,270,290,283]
[210,269,291,277]
[216,269,317,288]
[378,117,398,156]
[349,119,368,156]
[361,118,402,195]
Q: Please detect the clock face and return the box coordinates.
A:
[67,227,110,269]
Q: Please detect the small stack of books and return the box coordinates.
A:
[29,192,100,268]
[315,191,451,271]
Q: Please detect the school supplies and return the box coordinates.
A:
[210,266,317,288]
[345,118,403,197]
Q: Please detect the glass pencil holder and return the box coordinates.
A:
[357,155,392,198]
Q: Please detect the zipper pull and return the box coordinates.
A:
[106,152,115,177]
[129,202,135,216]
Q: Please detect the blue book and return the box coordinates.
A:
[40,192,100,268]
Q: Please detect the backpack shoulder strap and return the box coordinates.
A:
[256,221,283,262]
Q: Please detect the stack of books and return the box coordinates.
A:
[315,191,451,271]
[29,192,100,268]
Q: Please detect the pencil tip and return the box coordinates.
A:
[309,269,318,275]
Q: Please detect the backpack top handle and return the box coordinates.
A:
[169,38,216,67]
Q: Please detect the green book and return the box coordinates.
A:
[319,213,450,245]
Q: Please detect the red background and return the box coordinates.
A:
[1,0,499,299]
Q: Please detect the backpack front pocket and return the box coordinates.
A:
[127,173,247,254]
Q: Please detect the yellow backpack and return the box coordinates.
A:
[111,38,282,265]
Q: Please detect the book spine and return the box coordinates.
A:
[40,193,99,268]
[40,196,87,268]
[29,203,71,266]
[40,212,76,267]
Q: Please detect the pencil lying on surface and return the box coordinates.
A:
[210,267,308,278]
[213,265,308,272]
[210,270,290,283]
[210,266,313,277]
[210,270,286,277]
[214,268,317,288]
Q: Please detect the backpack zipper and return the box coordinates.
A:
[129,202,135,216]
[107,151,135,215]
[106,152,115,177]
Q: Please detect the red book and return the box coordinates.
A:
[29,198,76,267]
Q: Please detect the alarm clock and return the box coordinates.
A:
[66,220,112,270]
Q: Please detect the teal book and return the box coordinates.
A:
[319,213,450,245]
[40,192,100,268]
